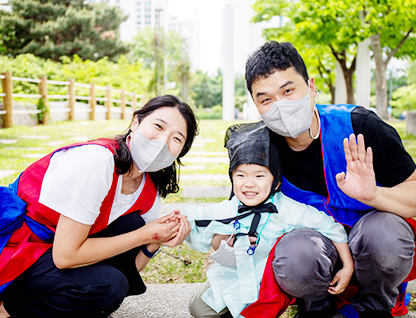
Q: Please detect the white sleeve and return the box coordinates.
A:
[141,195,161,223]
[39,145,115,225]
[278,194,348,243]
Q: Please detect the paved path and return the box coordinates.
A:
[112,282,416,318]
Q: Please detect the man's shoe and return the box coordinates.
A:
[358,309,393,318]
[294,301,339,318]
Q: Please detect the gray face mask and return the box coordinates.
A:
[261,82,313,138]
[130,129,177,173]
[210,239,237,268]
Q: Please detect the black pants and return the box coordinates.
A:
[3,213,147,318]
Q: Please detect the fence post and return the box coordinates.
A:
[1,72,13,128]
[68,79,75,121]
[38,75,50,125]
[132,92,137,113]
[120,90,126,120]
[89,83,96,120]
[106,84,112,120]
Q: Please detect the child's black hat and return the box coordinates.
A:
[224,121,282,192]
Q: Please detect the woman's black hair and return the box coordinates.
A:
[245,41,309,95]
[113,94,199,198]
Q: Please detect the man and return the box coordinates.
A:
[244,41,416,318]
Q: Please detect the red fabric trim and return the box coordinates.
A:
[241,235,293,318]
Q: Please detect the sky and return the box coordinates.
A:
[165,0,225,74]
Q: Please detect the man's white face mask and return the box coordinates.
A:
[130,129,177,173]
[261,81,317,139]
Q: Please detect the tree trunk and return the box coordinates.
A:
[344,67,355,105]
[371,33,388,119]
[330,48,356,105]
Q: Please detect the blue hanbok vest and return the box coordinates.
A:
[280,104,373,228]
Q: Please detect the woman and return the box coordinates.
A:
[0,95,199,318]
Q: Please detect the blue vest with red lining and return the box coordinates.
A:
[0,139,157,292]
[280,104,373,227]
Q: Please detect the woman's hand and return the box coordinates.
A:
[143,212,182,244]
[161,211,191,247]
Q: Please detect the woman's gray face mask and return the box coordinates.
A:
[130,129,177,173]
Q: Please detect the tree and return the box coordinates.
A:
[252,0,364,105]
[252,0,416,119]
[191,70,222,108]
[129,28,191,98]
[362,0,416,118]
[0,0,129,61]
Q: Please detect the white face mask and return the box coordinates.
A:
[210,239,237,268]
[261,82,313,138]
[130,129,177,173]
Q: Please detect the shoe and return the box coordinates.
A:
[358,309,393,318]
[294,301,339,318]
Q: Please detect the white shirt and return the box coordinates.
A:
[39,144,160,225]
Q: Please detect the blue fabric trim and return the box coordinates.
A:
[405,292,411,306]
[399,282,408,294]
[338,304,360,318]
[0,176,55,295]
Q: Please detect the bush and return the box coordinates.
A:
[195,105,223,120]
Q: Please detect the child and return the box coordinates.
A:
[182,122,353,318]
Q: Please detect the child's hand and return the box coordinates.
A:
[327,266,353,295]
[164,210,186,223]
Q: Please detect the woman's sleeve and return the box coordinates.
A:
[141,196,161,223]
[39,145,115,225]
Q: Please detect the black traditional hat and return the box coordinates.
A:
[224,121,282,193]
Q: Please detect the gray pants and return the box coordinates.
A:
[273,211,415,313]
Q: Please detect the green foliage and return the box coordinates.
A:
[191,70,223,108]
[234,75,247,111]
[0,53,150,99]
[391,83,416,114]
[195,105,223,120]
[408,60,416,85]
[0,0,129,61]
[252,0,357,102]
[129,28,191,98]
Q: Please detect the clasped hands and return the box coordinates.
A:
[145,210,191,248]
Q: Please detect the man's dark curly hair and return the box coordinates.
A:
[245,41,309,94]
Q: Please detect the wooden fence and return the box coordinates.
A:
[0,71,144,128]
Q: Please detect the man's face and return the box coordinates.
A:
[251,67,315,115]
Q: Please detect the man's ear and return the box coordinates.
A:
[310,78,317,100]
[275,181,281,190]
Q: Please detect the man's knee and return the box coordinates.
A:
[349,212,414,270]
[273,228,337,297]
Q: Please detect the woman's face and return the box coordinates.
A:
[131,106,188,157]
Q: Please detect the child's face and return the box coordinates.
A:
[232,164,274,206]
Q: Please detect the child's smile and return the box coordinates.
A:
[232,164,275,206]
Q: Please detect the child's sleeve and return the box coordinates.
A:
[280,196,348,243]
[182,205,215,253]
[181,199,237,253]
